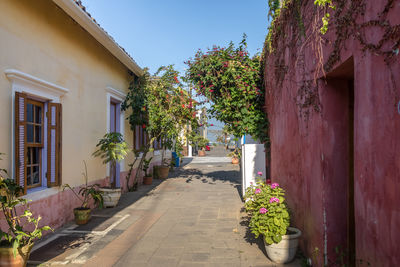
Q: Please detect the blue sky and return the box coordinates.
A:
[83,0,269,75]
[82,0,269,141]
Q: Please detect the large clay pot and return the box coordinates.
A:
[231,157,239,164]
[99,188,121,208]
[73,207,91,225]
[198,150,206,157]
[0,243,33,267]
[264,227,301,264]
[143,176,153,185]
[158,166,169,179]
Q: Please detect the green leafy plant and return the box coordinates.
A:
[93,132,129,188]
[142,157,153,177]
[62,161,103,209]
[122,66,200,190]
[186,35,269,144]
[0,155,52,260]
[193,135,209,150]
[227,147,241,159]
[244,174,290,244]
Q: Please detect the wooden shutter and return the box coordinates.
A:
[15,92,27,195]
[47,103,62,187]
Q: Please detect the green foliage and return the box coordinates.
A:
[314,0,336,34]
[192,135,209,149]
[0,161,52,258]
[227,147,241,159]
[142,157,153,177]
[93,132,128,165]
[185,36,269,143]
[93,132,129,188]
[244,177,290,245]
[62,161,103,209]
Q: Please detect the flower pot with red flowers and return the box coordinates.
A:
[244,173,301,264]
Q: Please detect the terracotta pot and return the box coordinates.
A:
[198,150,206,157]
[264,227,301,264]
[158,166,169,179]
[99,187,121,208]
[143,176,153,185]
[73,207,91,225]
[231,157,239,164]
[0,243,33,267]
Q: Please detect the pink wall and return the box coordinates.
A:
[264,0,400,266]
[0,160,162,236]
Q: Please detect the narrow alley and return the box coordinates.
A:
[27,146,300,267]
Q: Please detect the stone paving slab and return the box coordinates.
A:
[29,154,301,266]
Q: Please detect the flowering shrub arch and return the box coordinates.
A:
[185,36,268,143]
[244,175,290,244]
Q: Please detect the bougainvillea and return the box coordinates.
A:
[185,36,269,143]
[122,66,199,189]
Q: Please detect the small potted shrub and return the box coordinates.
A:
[244,173,301,264]
[62,161,103,225]
[195,136,209,157]
[158,158,170,179]
[227,147,241,164]
[93,132,129,207]
[0,154,52,266]
[142,157,153,185]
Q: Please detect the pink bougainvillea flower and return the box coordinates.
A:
[271,183,279,189]
[266,179,271,185]
[269,197,280,203]
[142,124,146,129]
[209,89,214,93]
[255,188,261,194]
[259,208,268,214]
[257,171,262,176]
[210,124,214,126]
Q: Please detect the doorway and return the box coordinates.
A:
[325,57,355,266]
[109,99,121,188]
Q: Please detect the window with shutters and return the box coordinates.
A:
[15,92,62,195]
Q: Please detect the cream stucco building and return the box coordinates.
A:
[0,0,161,229]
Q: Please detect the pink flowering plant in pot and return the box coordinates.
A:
[244,172,301,263]
[244,172,289,244]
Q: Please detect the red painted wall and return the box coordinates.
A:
[264,0,400,266]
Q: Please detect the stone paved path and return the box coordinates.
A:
[29,147,301,267]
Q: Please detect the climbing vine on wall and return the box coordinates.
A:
[263,0,400,119]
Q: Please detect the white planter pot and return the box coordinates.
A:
[264,227,301,264]
[100,188,121,208]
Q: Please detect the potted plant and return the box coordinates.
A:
[142,157,153,185]
[93,132,129,207]
[62,161,103,225]
[195,135,209,157]
[227,147,241,164]
[0,154,52,266]
[244,173,301,264]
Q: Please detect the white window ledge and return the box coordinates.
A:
[23,187,60,202]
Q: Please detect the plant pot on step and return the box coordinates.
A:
[0,243,34,267]
[264,227,302,264]
[158,166,169,179]
[73,207,91,225]
[99,187,121,208]
[231,157,239,164]
[143,176,153,185]
[198,150,206,157]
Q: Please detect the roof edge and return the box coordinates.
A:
[52,0,143,76]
